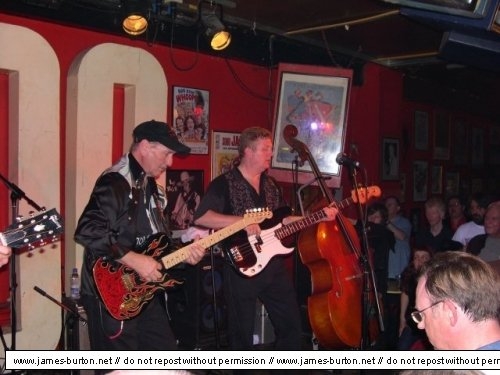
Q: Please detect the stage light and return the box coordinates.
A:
[122,0,149,36]
[200,2,231,51]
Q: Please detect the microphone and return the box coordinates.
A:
[336,153,361,169]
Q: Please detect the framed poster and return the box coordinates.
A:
[431,165,443,194]
[413,160,428,202]
[381,138,399,180]
[414,110,429,151]
[165,169,204,231]
[211,131,240,179]
[172,86,209,155]
[269,63,352,188]
[433,111,450,160]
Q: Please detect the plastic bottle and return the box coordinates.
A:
[70,267,80,300]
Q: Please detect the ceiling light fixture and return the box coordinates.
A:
[122,0,150,36]
[200,1,231,51]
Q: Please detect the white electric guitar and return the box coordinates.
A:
[225,186,381,277]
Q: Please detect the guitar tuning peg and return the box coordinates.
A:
[15,215,23,223]
[29,211,35,217]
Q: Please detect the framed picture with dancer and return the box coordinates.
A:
[165,169,204,232]
[269,63,352,188]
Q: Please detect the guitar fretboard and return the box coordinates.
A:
[274,197,354,240]
[161,211,272,269]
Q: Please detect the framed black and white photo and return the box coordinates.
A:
[381,138,399,180]
[433,111,450,160]
[414,110,429,151]
[431,165,443,194]
[413,160,428,202]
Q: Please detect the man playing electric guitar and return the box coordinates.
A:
[194,127,338,350]
[74,120,205,354]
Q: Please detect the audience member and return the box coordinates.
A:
[74,120,205,353]
[452,193,492,248]
[445,195,467,233]
[414,251,500,350]
[385,196,412,281]
[467,200,500,262]
[414,197,455,253]
[398,247,433,350]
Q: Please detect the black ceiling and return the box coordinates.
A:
[1,0,500,119]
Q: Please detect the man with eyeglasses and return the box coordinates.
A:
[414,251,500,350]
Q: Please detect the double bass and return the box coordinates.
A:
[283,125,381,349]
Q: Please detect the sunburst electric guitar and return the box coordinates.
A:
[0,208,63,250]
[225,186,381,277]
[93,208,272,320]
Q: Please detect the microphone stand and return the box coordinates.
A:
[346,166,385,350]
[0,173,44,355]
[208,244,221,349]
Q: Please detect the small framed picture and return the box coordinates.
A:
[413,160,428,202]
[381,138,399,180]
[165,169,204,231]
[399,173,406,203]
[445,171,460,196]
[433,111,450,160]
[211,131,240,179]
[414,110,429,151]
[431,165,443,194]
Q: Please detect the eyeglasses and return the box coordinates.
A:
[411,300,443,324]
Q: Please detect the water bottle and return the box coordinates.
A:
[70,267,80,300]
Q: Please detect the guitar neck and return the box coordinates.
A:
[275,196,353,240]
[160,219,251,269]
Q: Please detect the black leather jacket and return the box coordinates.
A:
[74,153,167,297]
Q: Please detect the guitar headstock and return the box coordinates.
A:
[351,186,382,204]
[2,208,64,250]
[243,208,273,224]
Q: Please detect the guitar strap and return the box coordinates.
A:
[148,177,171,235]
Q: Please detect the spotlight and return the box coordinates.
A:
[122,0,149,36]
[200,2,231,51]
